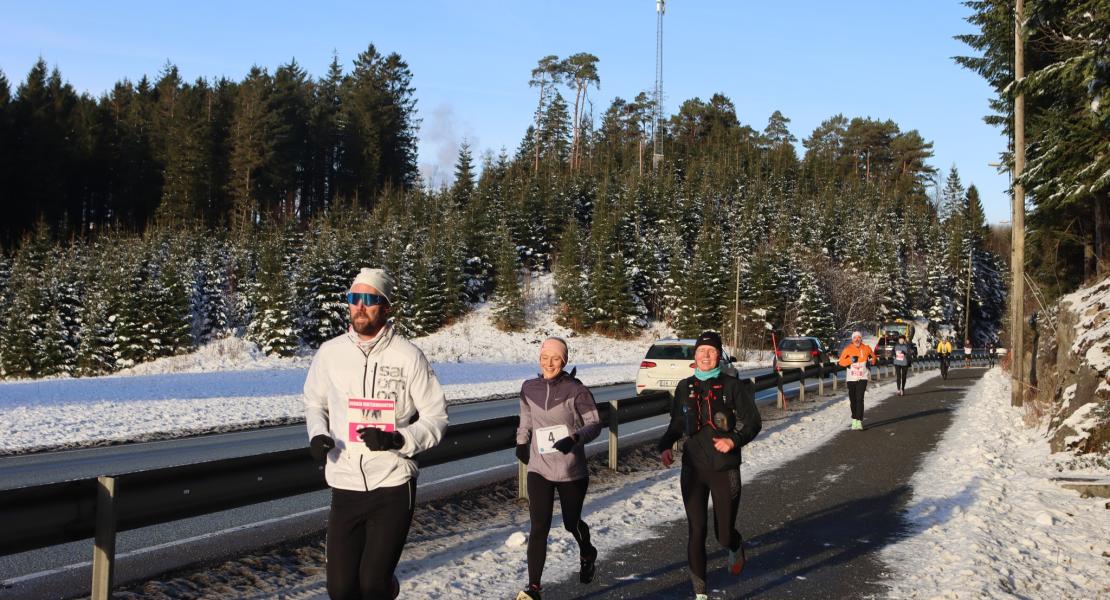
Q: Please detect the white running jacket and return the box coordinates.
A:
[304,325,448,491]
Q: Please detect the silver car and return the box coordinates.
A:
[773,336,827,371]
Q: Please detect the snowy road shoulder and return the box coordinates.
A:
[882,368,1110,598]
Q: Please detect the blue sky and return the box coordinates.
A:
[0,0,1011,223]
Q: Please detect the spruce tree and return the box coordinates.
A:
[554,218,589,329]
[247,235,299,357]
[491,224,526,331]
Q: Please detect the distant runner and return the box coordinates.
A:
[838,331,877,430]
[304,268,449,600]
[936,337,953,380]
[515,337,601,600]
[656,331,762,600]
[893,335,912,396]
[963,338,973,368]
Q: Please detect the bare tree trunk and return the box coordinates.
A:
[534,80,546,176]
[571,83,584,171]
[1097,194,1108,278]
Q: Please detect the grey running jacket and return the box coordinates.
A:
[516,371,601,482]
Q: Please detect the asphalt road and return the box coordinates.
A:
[542,366,986,599]
[0,366,841,599]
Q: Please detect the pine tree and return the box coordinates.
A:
[554,218,589,329]
[247,235,299,357]
[491,224,525,331]
[794,263,837,345]
[405,230,446,337]
[451,140,476,208]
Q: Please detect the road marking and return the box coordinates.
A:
[1,505,330,585]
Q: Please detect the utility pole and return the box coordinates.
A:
[652,0,665,170]
[1011,0,1026,407]
[964,248,972,343]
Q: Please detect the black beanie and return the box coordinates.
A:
[694,330,723,354]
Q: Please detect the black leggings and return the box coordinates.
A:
[847,380,868,420]
[681,460,742,595]
[326,480,416,600]
[895,365,909,390]
[527,472,594,587]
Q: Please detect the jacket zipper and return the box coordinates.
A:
[360,351,371,491]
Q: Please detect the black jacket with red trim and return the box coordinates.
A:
[656,373,762,471]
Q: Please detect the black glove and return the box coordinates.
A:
[515,443,530,464]
[359,427,404,451]
[309,434,335,461]
[553,435,577,454]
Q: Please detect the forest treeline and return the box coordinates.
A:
[0,45,1008,378]
[957,0,1109,298]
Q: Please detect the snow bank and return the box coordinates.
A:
[883,369,1110,598]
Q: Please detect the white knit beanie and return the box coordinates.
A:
[351,268,395,303]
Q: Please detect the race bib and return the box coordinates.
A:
[347,398,396,453]
[848,362,869,380]
[896,351,906,361]
[535,424,570,455]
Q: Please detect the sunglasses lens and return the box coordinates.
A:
[346,292,384,306]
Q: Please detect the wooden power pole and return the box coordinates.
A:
[1011,0,1026,407]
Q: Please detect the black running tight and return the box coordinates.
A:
[847,380,868,420]
[895,365,909,390]
[526,472,594,587]
[681,460,742,595]
[326,480,415,600]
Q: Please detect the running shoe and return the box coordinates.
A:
[580,546,598,583]
[695,595,709,600]
[516,584,542,600]
[851,419,863,431]
[728,544,747,576]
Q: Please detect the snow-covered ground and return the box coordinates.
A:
[0,274,769,454]
[883,368,1110,599]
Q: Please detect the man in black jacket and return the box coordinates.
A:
[657,331,762,600]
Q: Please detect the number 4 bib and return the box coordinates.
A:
[535,424,570,455]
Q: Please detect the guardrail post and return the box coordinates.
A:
[817,363,825,396]
[832,367,839,392]
[608,400,619,471]
[776,370,786,409]
[798,370,806,402]
[91,475,117,600]
[518,461,529,500]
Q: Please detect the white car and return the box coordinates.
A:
[635,338,737,396]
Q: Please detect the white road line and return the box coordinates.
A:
[2,506,329,585]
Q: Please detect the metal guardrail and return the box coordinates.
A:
[0,354,990,597]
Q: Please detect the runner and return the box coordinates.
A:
[304,268,449,600]
[892,334,913,396]
[963,338,973,368]
[656,331,762,600]
[515,337,601,600]
[838,330,876,430]
[987,342,997,367]
[936,337,953,380]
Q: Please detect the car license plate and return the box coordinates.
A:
[657,379,675,388]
